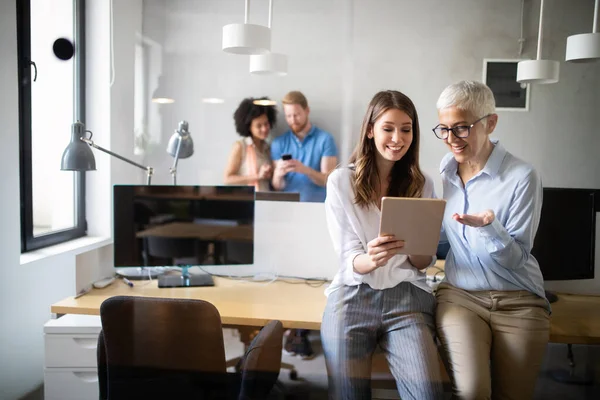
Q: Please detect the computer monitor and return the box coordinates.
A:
[532,187,598,281]
[113,185,255,288]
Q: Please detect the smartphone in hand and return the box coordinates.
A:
[282,154,292,161]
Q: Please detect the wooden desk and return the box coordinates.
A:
[51,270,600,345]
[52,276,325,330]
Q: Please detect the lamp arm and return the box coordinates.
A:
[81,137,154,184]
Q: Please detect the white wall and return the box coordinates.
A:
[142,0,600,191]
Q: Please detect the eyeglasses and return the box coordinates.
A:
[432,114,491,140]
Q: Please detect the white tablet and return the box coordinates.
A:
[379,197,446,256]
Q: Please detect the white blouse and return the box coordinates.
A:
[324,166,436,296]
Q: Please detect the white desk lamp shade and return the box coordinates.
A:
[222,23,271,55]
[249,53,287,75]
[566,33,600,62]
[516,59,560,84]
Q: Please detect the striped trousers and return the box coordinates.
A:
[321,282,444,400]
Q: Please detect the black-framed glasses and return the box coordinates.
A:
[432,114,491,140]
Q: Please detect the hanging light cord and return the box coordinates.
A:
[268,0,273,28]
[518,0,525,56]
[244,0,249,24]
[593,0,599,33]
[536,0,545,60]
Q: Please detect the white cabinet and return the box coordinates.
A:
[44,314,102,400]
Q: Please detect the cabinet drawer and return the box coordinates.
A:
[44,368,99,400]
[45,334,98,367]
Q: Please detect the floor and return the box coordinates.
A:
[21,330,600,399]
[223,329,600,400]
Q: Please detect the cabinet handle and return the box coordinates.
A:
[72,338,97,349]
[73,371,98,383]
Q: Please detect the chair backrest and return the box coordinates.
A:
[238,320,283,399]
[99,296,229,398]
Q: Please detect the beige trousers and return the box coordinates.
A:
[435,282,550,400]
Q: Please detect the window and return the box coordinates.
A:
[482,59,530,112]
[17,0,86,252]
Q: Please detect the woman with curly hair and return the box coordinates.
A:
[224,97,277,191]
[321,90,444,399]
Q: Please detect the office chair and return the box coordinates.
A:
[226,329,299,381]
[97,296,283,399]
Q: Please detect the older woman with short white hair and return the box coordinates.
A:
[433,81,549,400]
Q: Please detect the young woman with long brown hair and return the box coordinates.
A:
[321,90,444,399]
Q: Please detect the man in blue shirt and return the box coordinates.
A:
[271,91,338,203]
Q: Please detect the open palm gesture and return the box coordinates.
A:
[452,209,495,227]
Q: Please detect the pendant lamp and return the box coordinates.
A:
[517,0,560,84]
[249,0,288,76]
[565,0,600,62]
[222,0,271,55]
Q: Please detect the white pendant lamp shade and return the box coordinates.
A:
[516,59,560,84]
[222,23,271,55]
[250,53,287,75]
[152,75,174,104]
[222,0,271,55]
[565,0,600,62]
[516,0,560,84]
[566,33,600,62]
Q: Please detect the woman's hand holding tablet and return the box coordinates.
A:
[352,235,405,274]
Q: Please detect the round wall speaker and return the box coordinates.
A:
[53,38,75,60]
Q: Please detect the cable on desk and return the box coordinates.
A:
[197,267,329,288]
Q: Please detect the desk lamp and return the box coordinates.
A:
[166,120,193,185]
[61,121,160,279]
[61,121,155,184]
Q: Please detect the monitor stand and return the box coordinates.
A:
[158,266,215,288]
[115,267,166,280]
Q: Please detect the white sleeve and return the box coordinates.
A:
[325,171,365,285]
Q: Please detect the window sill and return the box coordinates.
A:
[20,236,113,266]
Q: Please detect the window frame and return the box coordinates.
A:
[17,0,87,252]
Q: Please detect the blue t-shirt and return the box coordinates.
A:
[270,126,338,202]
